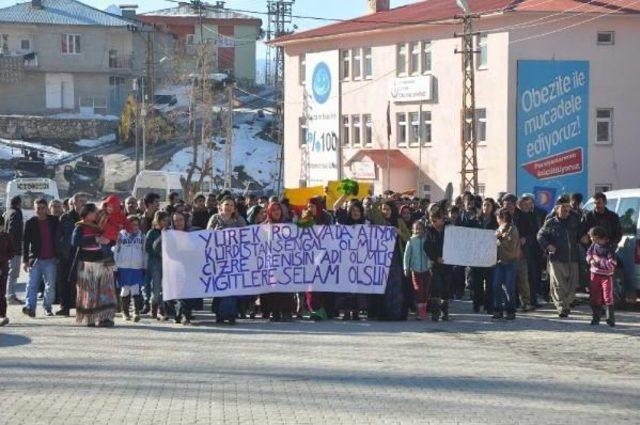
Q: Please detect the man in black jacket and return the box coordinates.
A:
[3,196,23,305]
[537,199,581,318]
[55,192,87,316]
[22,198,60,317]
[424,210,452,321]
[580,192,622,247]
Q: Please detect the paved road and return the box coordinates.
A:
[1,293,639,425]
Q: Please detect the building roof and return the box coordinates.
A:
[272,0,640,44]
[143,2,261,24]
[0,0,138,27]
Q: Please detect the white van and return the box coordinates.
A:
[5,178,60,219]
[132,170,183,205]
[584,189,640,297]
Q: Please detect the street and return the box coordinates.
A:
[1,296,639,425]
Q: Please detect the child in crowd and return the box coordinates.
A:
[113,216,146,322]
[99,195,127,257]
[0,216,15,326]
[493,208,520,321]
[146,211,170,320]
[404,220,431,320]
[586,226,617,327]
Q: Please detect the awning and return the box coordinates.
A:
[345,149,415,169]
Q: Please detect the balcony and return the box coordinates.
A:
[108,52,133,70]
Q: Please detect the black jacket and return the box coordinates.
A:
[3,206,23,253]
[581,208,622,246]
[537,214,581,263]
[424,224,449,270]
[58,210,80,260]
[22,215,60,264]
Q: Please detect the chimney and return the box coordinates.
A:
[119,4,138,19]
[32,0,43,9]
[367,0,390,14]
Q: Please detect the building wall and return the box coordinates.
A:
[0,72,46,114]
[234,25,258,84]
[506,14,640,195]
[282,13,640,198]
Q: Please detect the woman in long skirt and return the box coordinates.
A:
[72,203,117,327]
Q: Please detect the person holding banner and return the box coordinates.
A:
[477,198,499,314]
[171,211,200,326]
[304,196,335,321]
[424,210,452,322]
[261,201,295,322]
[493,209,521,321]
[334,195,369,320]
[145,211,170,320]
[207,197,247,325]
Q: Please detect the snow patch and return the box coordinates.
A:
[0,138,72,163]
[75,133,117,148]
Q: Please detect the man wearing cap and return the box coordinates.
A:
[537,197,581,317]
[502,193,532,311]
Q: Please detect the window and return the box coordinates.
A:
[422,111,432,144]
[396,112,407,146]
[422,184,431,200]
[62,34,80,54]
[342,115,350,145]
[20,39,31,51]
[364,114,372,146]
[594,184,612,194]
[342,50,351,80]
[465,108,487,144]
[597,31,615,45]
[0,34,8,54]
[617,197,640,235]
[396,44,407,76]
[109,49,118,68]
[352,115,362,145]
[596,108,613,144]
[477,184,486,197]
[422,40,432,73]
[299,54,306,85]
[409,112,420,146]
[352,48,362,80]
[299,117,308,147]
[410,41,420,75]
[186,34,195,45]
[363,47,372,79]
[477,34,488,69]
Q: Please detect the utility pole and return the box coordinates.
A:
[266,0,295,193]
[225,80,234,190]
[454,3,480,194]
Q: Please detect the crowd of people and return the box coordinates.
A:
[0,187,623,328]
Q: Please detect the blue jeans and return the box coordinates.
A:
[25,258,57,312]
[493,262,517,314]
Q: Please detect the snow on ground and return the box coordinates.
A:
[0,138,72,163]
[50,112,119,120]
[75,133,117,148]
[161,120,279,189]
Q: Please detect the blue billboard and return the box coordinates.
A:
[516,60,589,211]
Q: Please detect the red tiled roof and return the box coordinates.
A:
[271,0,640,45]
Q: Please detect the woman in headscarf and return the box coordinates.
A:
[369,200,411,320]
[334,195,369,320]
[240,204,265,320]
[304,196,335,320]
[207,197,247,324]
[261,201,296,322]
[72,203,117,327]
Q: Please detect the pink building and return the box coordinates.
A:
[272,0,640,201]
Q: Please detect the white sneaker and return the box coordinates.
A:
[0,317,9,326]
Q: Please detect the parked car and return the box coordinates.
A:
[584,189,640,302]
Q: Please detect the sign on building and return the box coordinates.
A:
[516,60,589,211]
[304,51,340,186]
[389,75,434,103]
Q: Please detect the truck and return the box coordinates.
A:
[5,177,60,219]
[14,148,56,179]
[63,154,105,196]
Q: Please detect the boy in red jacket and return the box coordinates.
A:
[0,215,15,326]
